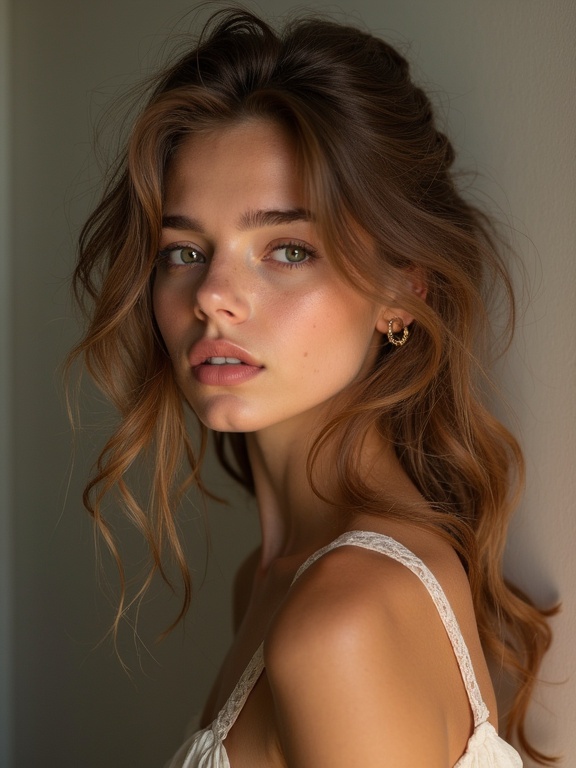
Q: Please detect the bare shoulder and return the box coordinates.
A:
[266,539,460,665]
[267,532,471,656]
[265,534,479,767]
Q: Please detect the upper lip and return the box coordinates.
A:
[189,339,263,368]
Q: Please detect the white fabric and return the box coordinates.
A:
[166,531,522,767]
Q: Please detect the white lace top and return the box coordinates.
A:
[166,531,523,767]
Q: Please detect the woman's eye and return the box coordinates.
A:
[269,244,315,265]
[159,246,205,266]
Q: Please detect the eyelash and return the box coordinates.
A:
[267,241,318,269]
[156,240,319,270]
[156,245,205,269]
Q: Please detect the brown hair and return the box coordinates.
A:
[68,8,555,762]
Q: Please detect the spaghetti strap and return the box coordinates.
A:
[292,530,490,727]
[212,643,265,741]
[214,530,490,740]
[171,530,522,768]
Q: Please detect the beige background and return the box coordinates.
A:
[0,1,574,766]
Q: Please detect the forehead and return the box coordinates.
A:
[163,119,303,210]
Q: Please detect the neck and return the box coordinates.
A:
[244,410,405,571]
[244,417,335,569]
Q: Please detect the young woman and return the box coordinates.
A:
[69,8,555,767]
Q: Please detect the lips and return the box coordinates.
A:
[189,339,263,386]
[189,340,262,368]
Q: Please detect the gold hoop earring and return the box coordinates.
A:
[387,317,409,347]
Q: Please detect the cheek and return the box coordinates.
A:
[152,278,185,356]
[320,286,379,338]
[153,265,199,320]
[278,287,379,367]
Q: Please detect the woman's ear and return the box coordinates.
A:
[375,310,412,335]
[375,268,427,334]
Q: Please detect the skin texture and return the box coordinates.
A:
[154,120,395,438]
[154,119,498,767]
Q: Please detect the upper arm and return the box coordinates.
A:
[265,547,463,768]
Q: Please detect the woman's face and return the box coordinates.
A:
[153,119,390,436]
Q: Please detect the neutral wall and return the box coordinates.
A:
[1,0,13,764]
[4,1,575,766]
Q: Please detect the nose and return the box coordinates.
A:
[193,252,251,324]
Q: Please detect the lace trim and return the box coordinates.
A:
[293,531,490,727]
[212,530,490,741]
[213,643,265,740]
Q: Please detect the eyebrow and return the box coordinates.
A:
[237,207,313,230]
[161,208,313,233]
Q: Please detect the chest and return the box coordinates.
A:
[203,573,295,768]
[211,562,295,717]
[222,672,286,768]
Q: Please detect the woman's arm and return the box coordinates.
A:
[265,545,475,767]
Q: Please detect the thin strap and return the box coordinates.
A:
[213,643,265,740]
[292,530,490,727]
[212,530,488,741]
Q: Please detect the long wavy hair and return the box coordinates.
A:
[68,8,555,763]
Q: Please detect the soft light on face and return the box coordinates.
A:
[153,119,388,437]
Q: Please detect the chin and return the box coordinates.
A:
[190,395,265,434]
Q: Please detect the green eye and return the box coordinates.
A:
[283,246,307,262]
[270,243,315,265]
[177,247,203,264]
[159,246,206,265]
